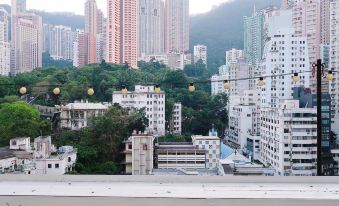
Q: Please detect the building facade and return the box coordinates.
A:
[12,14,42,75]
[165,0,189,53]
[43,24,74,61]
[123,132,154,175]
[192,130,221,170]
[169,103,182,135]
[106,0,138,68]
[244,10,264,66]
[193,44,207,65]
[292,0,321,93]
[60,102,109,130]
[112,85,166,136]
[155,143,207,169]
[0,7,9,42]
[11,12,42,75]
[73,29,88,68]
[211,59,252,96]
[225,48,244,66]
[330,0,339,135]
[228,90,260,152]
[321,0,331,45]
[260,100,317,176]
[260,28,310,108]
[0,8,10,76]
[138,0,165,57]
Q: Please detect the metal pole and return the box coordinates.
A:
[316,59,322,176]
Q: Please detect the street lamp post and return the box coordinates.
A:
[315,59,323,176]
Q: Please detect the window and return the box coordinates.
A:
[68,157,71,162]
[128,144,132,150]
[55,164,59,168]
[48,164,52,168]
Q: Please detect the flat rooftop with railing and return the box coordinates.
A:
[0,176,339,206]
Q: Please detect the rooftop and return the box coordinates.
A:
[62,102,109,110]
[0,147,15,159]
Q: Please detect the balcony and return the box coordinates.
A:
[0,176,338,206]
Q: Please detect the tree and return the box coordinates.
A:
[184,60,207,77]
[55,106,148,174]
[0,102,50,145]
[42,52,73,69]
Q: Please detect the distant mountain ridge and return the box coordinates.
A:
[0,4,84,29]
[190,0,281,70]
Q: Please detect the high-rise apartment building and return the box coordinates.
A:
[165,0,189,53]
[244,10,264,66]
[12,13,43,75]
[96,33,106,63]
[112,85,166,136]
[228,90,261,151]
[97,9,106,35]
[11,0,42,74]
[0,7,9,42]
[330,0,339,135]
[106,0,121,65]
[43,24,74,60]
[260,99,317,176]
[85,0,98,64]
[321,0,331,44]
[73,29,88,68]
[0,40,10,76]
[11,0,26,41]
[260,28,310,108]
[211,59,252,96]
[292,0,321,93]
[106,0,138,68]
[85,0,98,35]
[139,0,165,57]
[0,7,10,76]
[193,45,207,65]
[225,48,244,66]
[11,0,26,16]
[121,0,138,68]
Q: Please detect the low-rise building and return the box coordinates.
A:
[192,128,221,169]
[113,85,166,136]
[9,137,31,151]
[122,131,155,175]
[193,44,207,65]
[0,136,77,175]
[60,101,109,130]
[0,148,16,174]
[169,103,182,135]
[219,150,275,176]
[155,142,207,170]
[228,90,260,152]
[35,146,77,175]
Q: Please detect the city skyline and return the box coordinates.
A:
[0,0,231,16]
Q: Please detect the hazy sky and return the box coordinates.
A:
[0,0,231,15]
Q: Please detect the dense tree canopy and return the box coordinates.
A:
[0,61,229,136]
[0,102,51,145]
[55,106,148,174]
[0,61,229,174]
